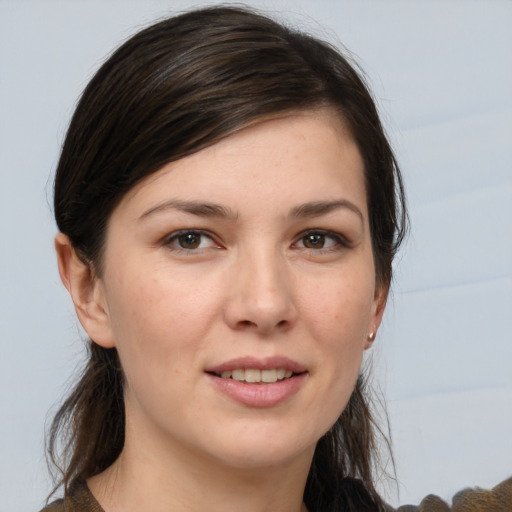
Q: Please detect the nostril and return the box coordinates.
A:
[235,319,289,331]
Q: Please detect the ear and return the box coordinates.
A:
[55,233,116,348]
[364,282,389,350]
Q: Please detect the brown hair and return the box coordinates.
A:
[48,6,406,511]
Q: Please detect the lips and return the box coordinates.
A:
[205,356,307,407]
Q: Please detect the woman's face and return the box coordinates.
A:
[90,111,386,470]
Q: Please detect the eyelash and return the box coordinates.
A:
[163,230,220,253]
[293,229,351,254]
[162,229,350,254]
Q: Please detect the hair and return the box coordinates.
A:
[48,5,406,512]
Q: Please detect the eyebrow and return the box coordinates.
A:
[138,199,238,221]
[290,200,364,223]
[138,198,364,223]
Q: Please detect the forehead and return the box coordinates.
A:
[115,110,366,219]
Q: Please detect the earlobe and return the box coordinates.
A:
[364,283,389,350]
[55,233,116,348]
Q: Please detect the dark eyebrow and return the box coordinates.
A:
[290,200,364,223]
[138,199,238,221]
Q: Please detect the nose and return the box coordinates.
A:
[223,247,298,335]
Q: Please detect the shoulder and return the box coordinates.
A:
[395,476,512,512]
[39,498,66,512]
[39,481,105,512]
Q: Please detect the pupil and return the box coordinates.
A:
[179,233,200,249]
[304,234,324,248]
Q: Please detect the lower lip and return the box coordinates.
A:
[207,373,307,408]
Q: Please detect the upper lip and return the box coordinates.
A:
[206,356,307,374]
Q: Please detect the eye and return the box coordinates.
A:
[300,233,330,249]
[294,230,348,251]
[164,230,219,251]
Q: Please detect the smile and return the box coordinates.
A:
[206,357,307,406]
[214,368,295,383]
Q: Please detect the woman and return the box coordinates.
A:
[42,6,407,512]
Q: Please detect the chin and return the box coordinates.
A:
[213,445,313,471]
[200,422,320,470]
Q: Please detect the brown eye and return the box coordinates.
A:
[165,230,218,252]
[302,233,326,249]
[295,230,347,252]
[178,232,202,249]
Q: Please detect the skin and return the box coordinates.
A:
[56,110,387,512]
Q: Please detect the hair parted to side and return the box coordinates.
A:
[49,5,406,511]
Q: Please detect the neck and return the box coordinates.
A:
[88,425,313,512]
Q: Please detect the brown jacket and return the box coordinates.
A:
[396,477,512,512]
[40,477,512,512]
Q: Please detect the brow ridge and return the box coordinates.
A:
[139,198,363,223]
[290,200,363,222]
[139,199,237,221]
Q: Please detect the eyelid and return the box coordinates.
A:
[162,229,222,252]
[293,229,352,250]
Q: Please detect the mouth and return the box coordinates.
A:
[205,356,307,385]
[208,368,301,384]
[206,357,307,406]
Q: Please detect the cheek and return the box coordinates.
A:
[104,271,213,421]
[298,268,374,419]
[300,268,375,344]
[104,264,220,379]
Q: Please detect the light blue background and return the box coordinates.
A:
[1,1,511,510]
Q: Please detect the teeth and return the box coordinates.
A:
[245,369,261,383]
[232,369,245,381]
[217,368,295,383]
[261,369,277,383]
